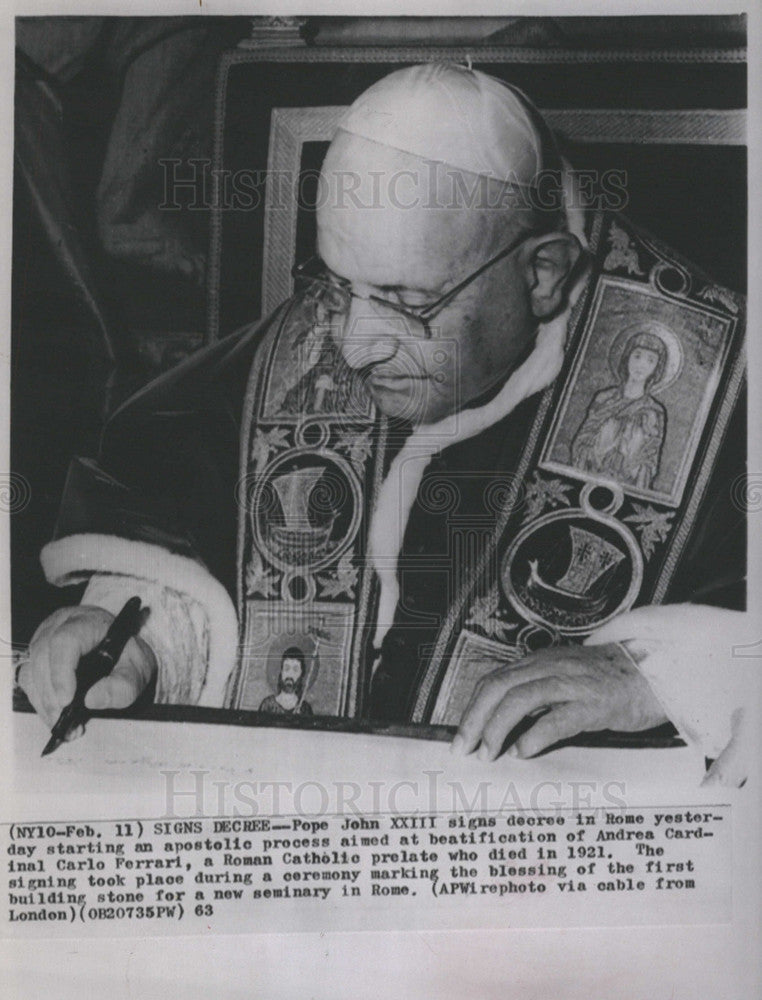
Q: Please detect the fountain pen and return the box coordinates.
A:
[41,596,144,757]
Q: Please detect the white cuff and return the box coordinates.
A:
[82,575,208,706]
[41,534,238,706]
[586,604,759,781]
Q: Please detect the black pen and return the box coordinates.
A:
[41,596,145,757]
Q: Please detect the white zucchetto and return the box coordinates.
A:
[336,62,551,185]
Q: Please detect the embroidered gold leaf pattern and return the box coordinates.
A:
[522,472,573,524]
[603,221,645,275]
[334,429,373,471]
[624,503,674,559]
[317,552,358,599]
[698,284,739,315]
[245,551,279,598]
[251,427,290,472]
[465,585,518,642]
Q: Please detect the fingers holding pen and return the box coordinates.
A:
[21,607,110,727]
[85,636,157,711]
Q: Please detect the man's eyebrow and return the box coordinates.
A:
[322,259,441,297]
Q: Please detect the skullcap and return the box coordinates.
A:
[336,62,555,185]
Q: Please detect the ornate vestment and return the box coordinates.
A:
[40,210,746,752]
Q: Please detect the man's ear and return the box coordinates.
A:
[522,231,583,319]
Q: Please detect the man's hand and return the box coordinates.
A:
[452,643,668,761]
[18,606,157,737]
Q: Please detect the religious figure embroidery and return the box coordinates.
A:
[279,325,361,416]
[258,646,314,716]
[571,329,669,490]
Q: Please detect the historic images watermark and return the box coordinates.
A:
[159,159,630,215]
[160,768,629,820]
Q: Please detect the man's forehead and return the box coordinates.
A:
[321,130,514,209]
[317,132,518,286]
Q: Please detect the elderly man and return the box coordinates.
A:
[19,64,751,784]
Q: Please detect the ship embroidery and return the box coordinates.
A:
[520,526,626,625]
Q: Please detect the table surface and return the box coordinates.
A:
[10,710,706,810]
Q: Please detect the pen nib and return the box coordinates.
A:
[41,734,62,757]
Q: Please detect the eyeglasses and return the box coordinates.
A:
[291,228,536,340]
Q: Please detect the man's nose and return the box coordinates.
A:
[336,298,407,371]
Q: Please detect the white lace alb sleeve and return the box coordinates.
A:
[586,604,759,785]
